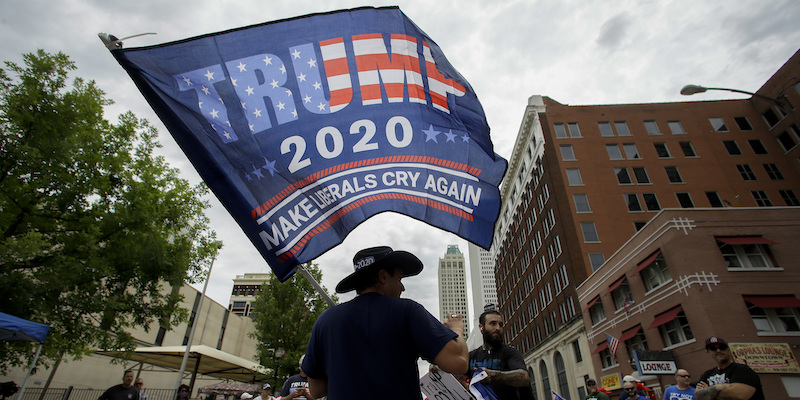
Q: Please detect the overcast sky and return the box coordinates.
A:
[2,0,799,325]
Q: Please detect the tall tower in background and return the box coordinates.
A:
[438,244,470,338]
[468,242,498,315]
[467,242,497,349]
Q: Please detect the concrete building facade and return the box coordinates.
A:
[5,284,260,395]
[229,273,271,317]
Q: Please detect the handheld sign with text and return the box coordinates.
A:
[110,6,507,281]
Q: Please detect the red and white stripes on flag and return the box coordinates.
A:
[606,333,620,359]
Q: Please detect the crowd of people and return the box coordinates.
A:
[99,246,766,400]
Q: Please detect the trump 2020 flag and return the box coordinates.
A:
[110,6,507,281]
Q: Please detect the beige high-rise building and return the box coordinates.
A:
[438,244,470,339]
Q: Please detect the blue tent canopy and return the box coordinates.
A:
[0,312,49,343]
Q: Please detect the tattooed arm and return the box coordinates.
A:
[695,383,755,400]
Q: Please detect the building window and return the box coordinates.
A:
[623,327,649,360]
[598,122,614,137]
[625,193,642,212]
[676,192,694,208]
[568,122,582,138]
[572,340,583,363]
[745,298,800,333]
[777,129,798,152]
[763,163,784,180]
[717,238,775,269]
[574,193,591,213]
[589,253,605,271]
[748,139,768,154]
[554,123,568,138]
[645,120,661,135]
[706,191,724,208]
[634,221,647,231]
[616,121,632,136]
[581,222,600,242]
[643,193,661,211]
[633,167,650,184]
[560,145,576,161]
[709,118,729,132]
[611,278,633,311]
[615,167,633,184]
[780,190,800,206]
[763,107,784,128]
[599,345,618,368]
[640,253,671,291]
[736,164,757,181]
[623,143,641,159]
[665,166,683,183]
[589,299,606,325]
[606,144,624,160]
[654,142,671,158]
[555,352,570,399]
[679,141,697,157]
[735,116,753,131]
[540,361,551,400]
[659,310,694,347]
[567,168,584,185]
[668,120,687,135]
[723,140,742,155]
[751,190,772,207]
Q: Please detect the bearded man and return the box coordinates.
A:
[467,310,531,400]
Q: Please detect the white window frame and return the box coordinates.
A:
[718,242,775,270]
[659,312,694,347]
[747,303,800,334]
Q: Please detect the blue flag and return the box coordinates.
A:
[111,6,507,281]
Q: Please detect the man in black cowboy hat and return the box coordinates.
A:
[301,246,468,400]
[696,337,764,400]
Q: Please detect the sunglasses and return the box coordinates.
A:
[624,388,637,392]
[677,375,690,378]
[706,344,728,351]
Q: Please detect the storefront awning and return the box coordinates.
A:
[716,236,778,245]
[583,296,600,312]
[604,276,627,296]
[633,249,662,275]
[648,306,682,330]
[743,295,800,308]
[591,341,608,355]
[619,325,642,342]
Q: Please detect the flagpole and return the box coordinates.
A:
[296,264,336,308]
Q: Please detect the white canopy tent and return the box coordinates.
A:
[98,345,266,383]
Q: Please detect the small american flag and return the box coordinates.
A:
[552,391,566,400]
[606,333,620,359]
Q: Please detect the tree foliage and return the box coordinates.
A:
[251,263,335,388]
[0,50,221,373]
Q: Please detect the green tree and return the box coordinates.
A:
[0,50,220,373]
[251,263,335,389]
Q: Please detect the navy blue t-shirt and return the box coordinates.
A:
[302,292,457,400]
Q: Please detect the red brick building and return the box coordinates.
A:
[492,48,800,400]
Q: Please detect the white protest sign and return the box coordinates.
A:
[420,370,475,400]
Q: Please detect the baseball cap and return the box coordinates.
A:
[240,394,253,400]
[705,336,728,349]
[623,375,639,383]
[586,379,596,386]
[262,383,271,390]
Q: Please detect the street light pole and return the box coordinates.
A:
[173,247,219,395]
[680,84,784,105]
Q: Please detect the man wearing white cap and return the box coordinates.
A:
[301,246,468,400]
[620,375,646,400]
